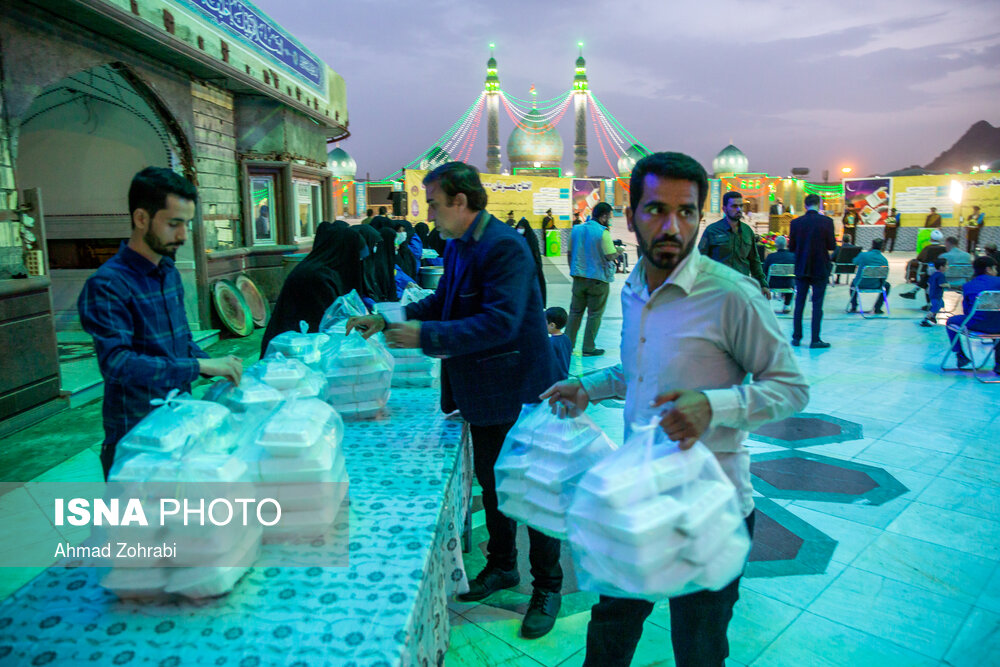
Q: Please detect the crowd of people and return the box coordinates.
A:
[77,157,996,667]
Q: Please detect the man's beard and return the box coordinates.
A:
[634,227,694,274]
[144,230,180,259]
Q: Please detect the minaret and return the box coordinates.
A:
[485,44,501,174]
[573,42,589,178]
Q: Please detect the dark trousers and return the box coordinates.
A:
[966,227,980,254]
[583,513,755,667]
[793,276,828,342]
[843,227,856,245]
[850,283,890,310]
[469,422,563,592]
[100,439,117,480]
[566,277,611,353]
[884,226,897,252]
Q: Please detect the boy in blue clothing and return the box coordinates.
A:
[546,307,572,379]
[920,257,948,327]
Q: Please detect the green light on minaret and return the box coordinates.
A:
[574,43,588,91]
[485,44,499,92]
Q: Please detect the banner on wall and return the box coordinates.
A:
[355,182,367,216]
[604,179,616,205]
[572,180,601,220]
[891,174,1000,226]
[405,169,576,227]
[843,178,891,225]
[709,179,721,216]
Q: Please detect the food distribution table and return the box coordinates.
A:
[0,388,471,667]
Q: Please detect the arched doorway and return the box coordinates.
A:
[14,62,195,329]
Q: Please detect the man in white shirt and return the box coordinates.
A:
[542,151,809,667]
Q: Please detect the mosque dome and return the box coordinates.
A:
[326,147,356,179]
[617,144,649,176]
[713,144,748,175]
[419,146,452,170]
[507,109,563,170]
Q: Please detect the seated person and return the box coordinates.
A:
[612,239,628,273]
[983,243,1000,266]
[939,236,972,268]
[920,257,948,326]
[849,238,890,314]
[763,235,796,313]
[902,229,946,295]
[831,239,860,284]
[946,256,1000,372]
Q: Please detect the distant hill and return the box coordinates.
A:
[925,120,1000,172]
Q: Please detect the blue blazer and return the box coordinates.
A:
[788,210,836,280]
[405,212,559,425]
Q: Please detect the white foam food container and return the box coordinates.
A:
[280,372,326,400]
[120,401,231,454]
[260,357,311,390]
[577,444,709,509]
[261,496,344,541]
[677,480,735,537]
[255,440,334,483]
[570,493,686,546]
[332,398,388,421]
[324,364,391,385]
[269,332,329,360]
[111,452,247,484]
[101,567,170,599]
[323,380,388,403]
[258,398,335,449]
[256,454,347,512]
[572,522,686,570]
[694,532,751,590]
[216,377,284,413]
[164,526,261,599]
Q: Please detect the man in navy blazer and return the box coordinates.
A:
[346,162,563,639]
[788,193,837,348]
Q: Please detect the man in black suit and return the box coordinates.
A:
[788,193,836,348]
[346,161,563,639]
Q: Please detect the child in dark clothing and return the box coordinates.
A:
[920,257,948,327]
[546,306,572,379]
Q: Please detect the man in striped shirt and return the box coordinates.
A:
[78,167,243,479]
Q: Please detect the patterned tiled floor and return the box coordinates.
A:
[445,235,1000,666]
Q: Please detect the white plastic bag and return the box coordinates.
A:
[204,375,284,414]
[116,391,234,456]
[319,290,368,334]
[495,403,618,539]
[567,419,751,600]
[319,330,393,419]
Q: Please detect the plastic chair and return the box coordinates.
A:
[766,263,795,314]
[847,265,890,319]
[613,240,630,273]
[830,245,861,285]
[941,290,1000,383]
[943,264,973,293]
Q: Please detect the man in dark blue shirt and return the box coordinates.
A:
[946,255,1000,371]
[346,162,563,640]
[78,167,243,479]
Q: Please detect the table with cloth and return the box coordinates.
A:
[0,388,472,667]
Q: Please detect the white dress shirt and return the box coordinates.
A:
[580,247,810,516]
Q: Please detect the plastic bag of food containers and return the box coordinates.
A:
[263,320,330,367]
[495,402,618,539]
[379,286,441,387]
[320,330,393,419]
[566,418,750,600]
[204,375,284,414]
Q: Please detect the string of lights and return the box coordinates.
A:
[457,95,485,162]
[499,91,572,122]
[588,91,650,155]
[500,89,571,109]
[590,100,629,155]
[588,96,619,175]
[384,92,485,179]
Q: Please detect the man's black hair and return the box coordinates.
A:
[973,255,996,276]
[871,238,884,250]
[945,237,958,247]
[378,206,387,215]
[366,208,373,216]
[423,161,488,211]
[545,306,568,330]
[592,202,613,220]
[629,152,708,214]
[804,193,821,208]
[128,167,197,227]
[933,257,948,270]
[721,190,742,209]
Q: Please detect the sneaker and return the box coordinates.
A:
[900,291,917,300]
[780,307,790,314]
[848,305,858,313]
[521,589,561,639]
[582,348,605,357]
[956,355,972,369]
[791,338,801,347]
[919,320,933,327]
[457,565,520,602]
[810,340,832,349]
